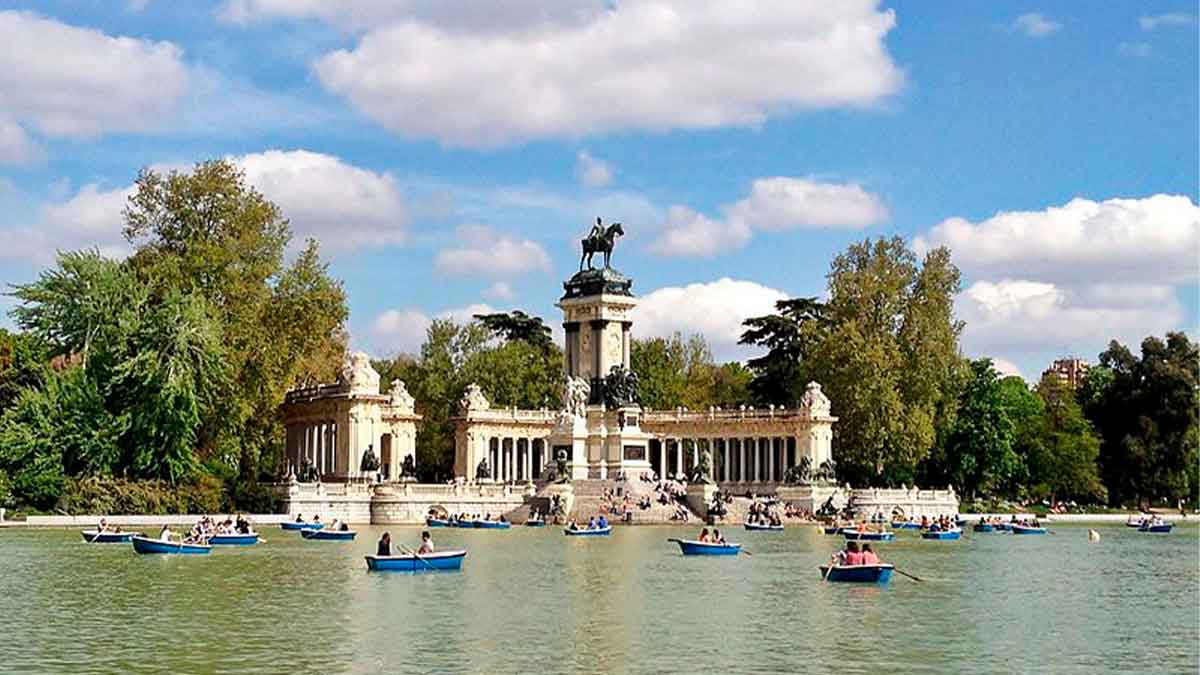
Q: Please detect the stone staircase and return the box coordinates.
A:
[569,479,701,524]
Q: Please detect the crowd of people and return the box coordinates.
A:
[153,514,255,544]
[435,512,508,525]
[695,527,727,544]
[830,540,883,567]
[566,515,609,531]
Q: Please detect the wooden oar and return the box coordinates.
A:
[400,544,436,571]
[893,567,924,583]
[823,563,834,582]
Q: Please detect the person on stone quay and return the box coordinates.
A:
[698,528,711,543]
[377,532,392,557]
[417,531,434,555]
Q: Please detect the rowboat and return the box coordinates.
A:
[301,529,357,541]
[1010,524,1047,535]
[1138,522,1173,533]
[80,530,135,543]
[281,521,324,531]
[921,528,962,540]
[207,533,260,546]
[843,530,895,542]
[744,522,783,531]
[426,518,453,528]
[891,521,922,530]
[819,563,894,583]
[1125,516,1146,528]
[822,525,843,535]
[673,539,741,556]
[473,520,511,530]
[455,519,475,528]
[973,523,995,533]
[564,525,612,536]
[365,550,467,571]
[993,522,1013,532]
[131,536,211,555]
[955,516,967,527]
[525,520,546,527]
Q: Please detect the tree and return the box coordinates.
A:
[747,237,964,485]
[740,297,826,405]
[940,359,1018,499]
[996,375,1043,498]
[0,329,48,413]
[631,333,740,410]
[1087,333,1199,508]
[1028,374,1104,503]
[473,310,553,351]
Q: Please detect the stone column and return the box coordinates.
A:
[722,439,730,482]
[767,437,775,483]
[674,439,682,480]
[738,438,746,483]
[621,322,632,370]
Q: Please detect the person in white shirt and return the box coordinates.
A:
[417,531,434,554]
[159,525,173,542]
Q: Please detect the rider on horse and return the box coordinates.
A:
[580,217,624,271]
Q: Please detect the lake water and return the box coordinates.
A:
[2,523,1196,674]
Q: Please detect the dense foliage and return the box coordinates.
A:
[631,333,751,411]
[0,161,347,512]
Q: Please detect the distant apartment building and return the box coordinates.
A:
[1042,358,1089,388]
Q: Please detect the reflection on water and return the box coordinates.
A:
[1,524,1196,674]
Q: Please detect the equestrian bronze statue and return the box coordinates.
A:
[579,217,624,271]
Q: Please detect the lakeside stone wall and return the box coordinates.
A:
[280,481,528,524]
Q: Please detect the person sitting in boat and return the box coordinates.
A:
[597,515,608,529]
[159,524,173,542]
[920,515,930,529]
[698,527,711,542]
[377,532,392,557]
[338,521,350,532]
[295,513,305,523]
[417,530,434,554]
[567,519,579,531]
[235,515,250,534]
[844,541,864,565]
[861,544,880,565]
[97,518,109,533]
[313,514,322,523]
[587,516,597,530]
[712,528,726,544]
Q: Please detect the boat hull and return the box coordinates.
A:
[973,523,995,533]
[425,518,452,528]
[676,539,741,556]
[281,522,324,531]
[891,522,922,530]
[921,529,962,540]
[131,536,211,555]
[843,530,895,542]
[564,526,612,536]
[301,529,357,541]
[823,526,842,535]
[744,523,783,531]
[525,521,546,527]
[1138,524,1173,533]
[208,533,259,546]
[819,564,894,583]
[81,531,135,543]
[1010,525,1047,535]
[366,550,467,571]
[473,521,511,530]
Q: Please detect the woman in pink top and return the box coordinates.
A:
[844,541,865,565]
[860,543,880,565]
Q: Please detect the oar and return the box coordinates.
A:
[823,562,835,582]
[399,544,436,571]
[893,567,924,583]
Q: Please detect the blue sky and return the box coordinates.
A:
[0,1,1196,379]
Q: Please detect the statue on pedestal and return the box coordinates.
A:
[400,454,417,481]
[784,456,812,486]
[691,446,714,485]
[579,217,625,271]
[601,365,639,408]
[475,458,491,481]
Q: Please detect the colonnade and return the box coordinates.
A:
[287,420,338,477]
[651,436,802,483]
[485,437,547,483]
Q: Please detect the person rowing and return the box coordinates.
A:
[712,528,726,544]
[417,530,434,554]
[832,540,864,567]
[861,543,881,565]
[697,527,711,542]
[377,532,391,557]
[158,524,173,542]
[294,513,305,523]
[97,518,110,534]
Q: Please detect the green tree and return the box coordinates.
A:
[740,297,826,405]
[1028,374,1104,503]
[940,359,1017,499]
[1087,333,1199,508]
[997,375,1043,498]
[631,333,735,410]
[474,310,553,351]
[0,329,48,412]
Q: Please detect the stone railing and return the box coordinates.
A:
[457,408,557,423]
[642,406,818,422]
[284,383,347,403]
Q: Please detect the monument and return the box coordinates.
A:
[548,218,652,479]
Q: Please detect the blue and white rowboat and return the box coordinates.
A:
[819,563,894,583]
[425,518,452,528]
[921,528,962,540]
[131,536,211,555]
[674,539,741,556]
[564,526,612,536]
[81,530,135,543]
[365,550,467,571]
[208,533,260,546]
[891,521,922,530]
[281,521,324,531]
[473,520,511,530]
[843,530,895,542]
[525,520,546,527]
[1138,523,1173,533]
[301,529,357,541]
[1010,524,1047,535]
[973,523,996,533]
[744,522,784,531]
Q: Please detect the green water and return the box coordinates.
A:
[2,523,1196,674]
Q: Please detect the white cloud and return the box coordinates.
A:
[914,194,1200,285]
[483,281,516,301]
[234,149,406,253]
[1014,13,1061,37]
[632,277,788,361]
[0,120,41,165]
[0,11,189,138]
[0,183,133,263]
[311,1,901,147]
[648,177,886,257]
[990,357,1023,380]
[435,224,552,279]
[1139,13,1196,31]
[575,151,613,188]
[957,279,1183,356]
[368,302,497,355]
[648,206,751,257]
[220,0,604,34]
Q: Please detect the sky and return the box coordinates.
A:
[0,1,1196,381]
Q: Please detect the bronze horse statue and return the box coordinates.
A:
[579,221,624,271]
